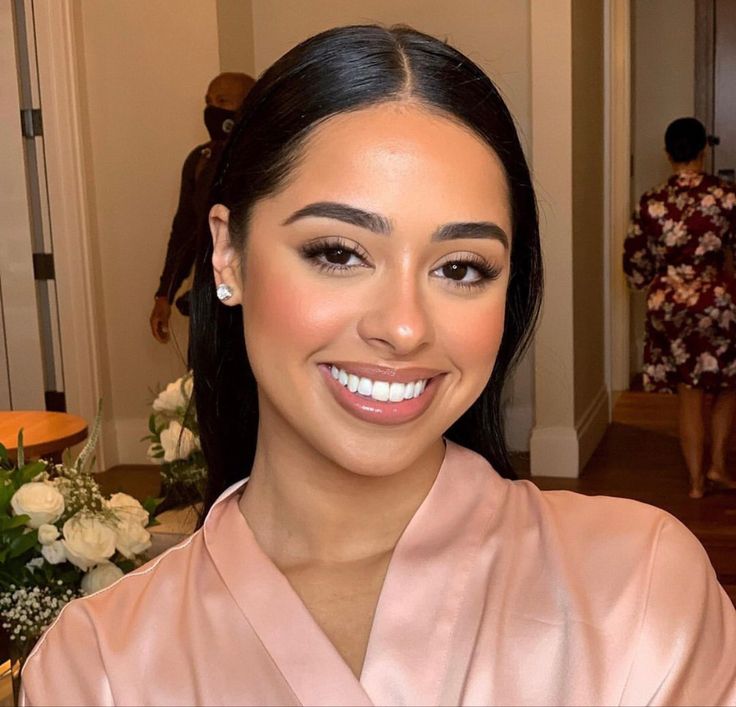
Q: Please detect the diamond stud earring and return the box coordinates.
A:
[216,283,233,302]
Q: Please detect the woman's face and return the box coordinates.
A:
[213,102,512,476]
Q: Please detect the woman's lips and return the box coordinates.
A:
[327,361,444,383]
[318,363,444,426]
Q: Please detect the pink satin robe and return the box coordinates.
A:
[20,442,736,706]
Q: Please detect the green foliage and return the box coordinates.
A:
[142,496,164,518]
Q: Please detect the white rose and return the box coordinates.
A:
[38,523,60,545]
[159,421,198,462]
[10,482,65,529]
[81,562,124,595]
[114,517,152,559]
[107,493,149,527]
[153,377,187,413]
[62,515,116,571]
[41,539,67,565]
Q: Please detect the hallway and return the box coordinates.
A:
[528,392,736,603]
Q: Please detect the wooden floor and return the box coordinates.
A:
[526,391,736,603]
[100,391,736,601]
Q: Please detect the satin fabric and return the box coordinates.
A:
[20,442,736,706]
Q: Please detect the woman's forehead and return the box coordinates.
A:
[270,102,511,229]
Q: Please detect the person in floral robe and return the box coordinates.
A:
[624,117,736,498]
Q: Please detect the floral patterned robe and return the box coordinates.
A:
[624,171,736,392]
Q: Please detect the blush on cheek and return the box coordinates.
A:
[449,298,506,380]
[243,260,356,360]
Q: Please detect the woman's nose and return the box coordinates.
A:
[356,273,434,357]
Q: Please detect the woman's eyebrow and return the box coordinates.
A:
[282,202,391,234]
[282,202,508,249]
[431,222,509,249]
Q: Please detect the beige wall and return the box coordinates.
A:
[630,0,695,374]
[217,0,255,75]
[530,0,608,476]
[571,0,606,440]
[250,0,531,147]
[632,0,695,198]
[75,0,220,464]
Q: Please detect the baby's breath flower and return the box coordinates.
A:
[0,585,80,650]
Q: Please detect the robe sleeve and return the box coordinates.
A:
[623,195,659,290]
[19,600,114,707]
[620,516,736,706]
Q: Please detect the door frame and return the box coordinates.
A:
[604,0,632,406]
[32,1,107,465]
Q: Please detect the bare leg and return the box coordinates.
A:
[677,384,706,498]
[706,389,736,487]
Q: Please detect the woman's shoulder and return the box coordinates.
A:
[508,479,698,551]
[23,526,208,673]
[499,479,711,591]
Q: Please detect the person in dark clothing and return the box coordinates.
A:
[150,72,255,343]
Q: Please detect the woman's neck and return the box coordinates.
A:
[238,408,445,569]
[671,158,704,174]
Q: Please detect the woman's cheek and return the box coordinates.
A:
[443,295,506,381]
[244,263,357,356]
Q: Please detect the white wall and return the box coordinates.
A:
[75,0,221,464]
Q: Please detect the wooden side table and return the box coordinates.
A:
[0,411,88,461]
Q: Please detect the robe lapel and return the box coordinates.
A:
[204,489,375,707]
[359,442,507,706]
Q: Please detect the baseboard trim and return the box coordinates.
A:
[529,425,580,477]
[530,386,610,478]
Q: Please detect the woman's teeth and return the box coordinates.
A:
[330,365,428,402]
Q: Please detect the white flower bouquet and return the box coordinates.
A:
[145,372,206,508]
[0,415,158,662]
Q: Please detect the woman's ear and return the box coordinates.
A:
[210,204,243,306]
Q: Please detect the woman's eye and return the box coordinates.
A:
[441,262,473,281]
[322,247,358,266]
[300,239,369,272]
[431,257,501,289]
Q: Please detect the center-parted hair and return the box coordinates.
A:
[191,25,543,514]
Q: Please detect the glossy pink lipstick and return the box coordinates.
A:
[318,362,444,425]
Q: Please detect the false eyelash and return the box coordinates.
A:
[437,254,503,290]
[299,237,370,271]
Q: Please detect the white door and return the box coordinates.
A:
[0,0,65,411]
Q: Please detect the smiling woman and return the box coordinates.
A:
[20,25,736,707]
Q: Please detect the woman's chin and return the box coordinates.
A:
[309,433,447,480]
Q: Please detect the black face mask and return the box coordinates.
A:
[204,106,236,141]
